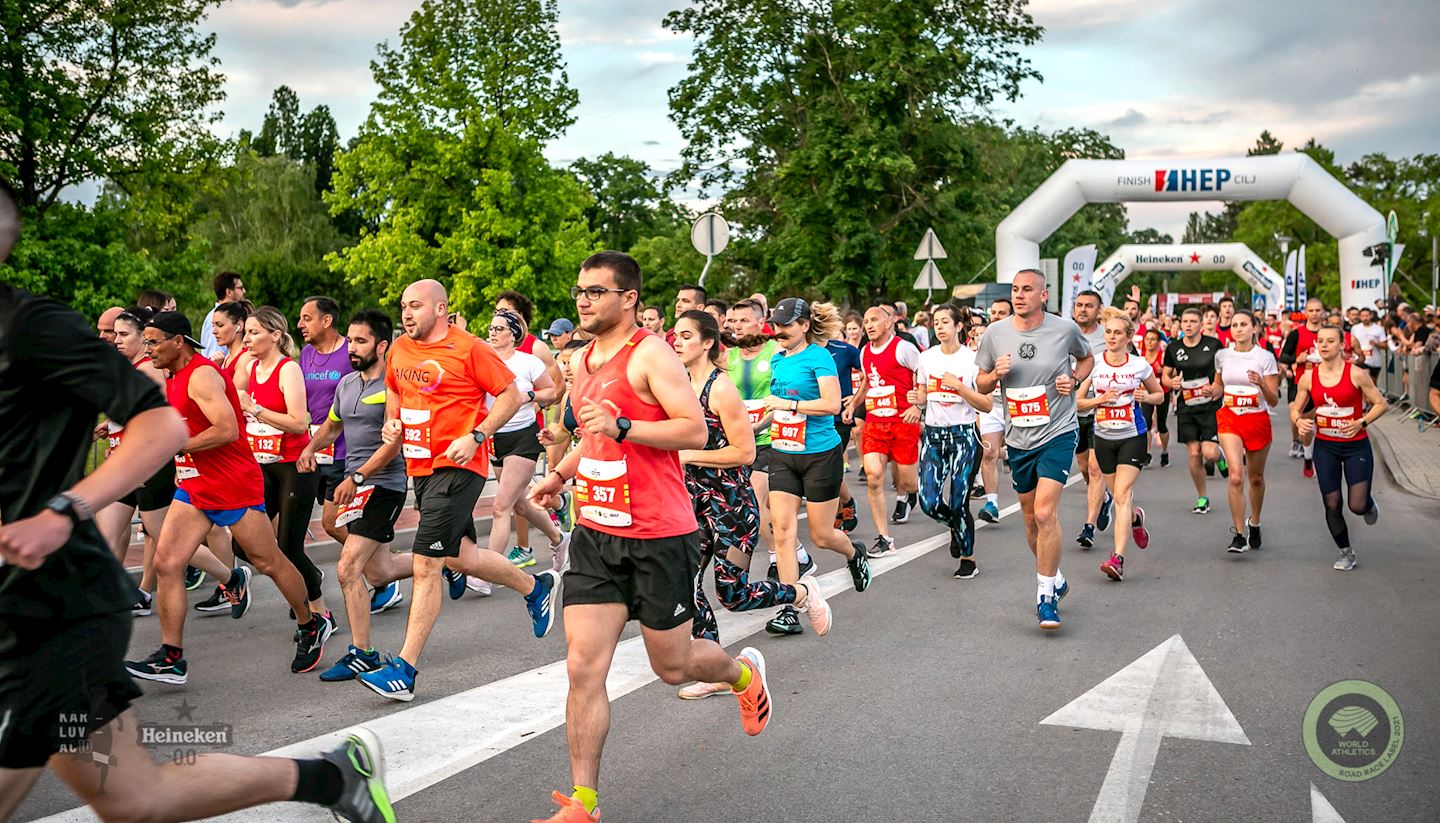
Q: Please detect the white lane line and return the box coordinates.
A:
[41,481,1070,822]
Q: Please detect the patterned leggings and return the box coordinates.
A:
[688,481,798,642]
[919,423,982,558]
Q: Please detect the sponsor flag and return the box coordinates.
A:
[1296,246,1308,306]
[1284,250,1297,311]
[1062,245,1097,319]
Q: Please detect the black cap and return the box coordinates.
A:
[769,297,810,326]
[147,311,202,348]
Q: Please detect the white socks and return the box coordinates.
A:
[985,493,998,505]
[796,547,812,565]
[1037,573,1057,603]
[1303,442,1314,459]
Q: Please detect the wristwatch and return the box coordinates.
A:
[45,493,93,527]
[471,429,489,446]
[614,416,632,443]
[350,471,367,486]
[526,389,536,403]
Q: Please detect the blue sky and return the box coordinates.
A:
[210,0,1440,239]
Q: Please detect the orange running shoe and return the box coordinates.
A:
[532,791,599,822]
[733,647,772,736]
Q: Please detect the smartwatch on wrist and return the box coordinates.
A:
[350,471,367,486]
[471,429,489,446]
[45,493,92,527]
[614,416,632,443]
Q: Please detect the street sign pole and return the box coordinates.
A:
[690,212,731,288]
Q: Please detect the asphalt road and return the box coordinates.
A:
[17,416,1440,823]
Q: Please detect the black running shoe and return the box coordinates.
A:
[891,496,912,524]
[765,550,815,581]
[292,618,325,673]
[838,499,859,533]
[1160,452,1170,468]
[225,566,252,619]
[184,566,205,591]
[765,606,804,635]
[195,584,229,613]
[321,727,396,823]
[953,559,978,579]
[125,647,188,685]
[847,542,873,592]
[1076,524,1095,549]
[1226,531,1249,553]
[1246,520,1262,550]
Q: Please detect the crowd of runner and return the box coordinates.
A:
[5,182,1430,822]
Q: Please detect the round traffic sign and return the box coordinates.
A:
[691,213,730,257]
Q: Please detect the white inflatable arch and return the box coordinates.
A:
[996,154,1387,310]
[1092,242,1283,308]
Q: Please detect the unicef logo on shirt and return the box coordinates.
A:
[329,370,341,381]
[307,370,343,382]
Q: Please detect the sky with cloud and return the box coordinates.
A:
[207,0,1440,239]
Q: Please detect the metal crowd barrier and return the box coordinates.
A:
[1378,348,1438,430]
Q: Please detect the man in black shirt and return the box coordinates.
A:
[0,182,395,823]
[1163,306,1224,514]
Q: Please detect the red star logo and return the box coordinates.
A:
[1188,252,1201,264]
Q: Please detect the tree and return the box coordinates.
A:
[0,0,226,216]
[665,0,1042,305]
[570,153,686,252]
[253,85,302,159]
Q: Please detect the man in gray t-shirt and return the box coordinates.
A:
[974,269,1094,632]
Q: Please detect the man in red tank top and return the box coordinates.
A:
[124,312,325,685]
[527,252,774,823]
[856,303,923,559]
[1280,298,1326,469]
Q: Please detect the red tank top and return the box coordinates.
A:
[570,328,696,539]
[247,358,307,463]
[1146,350,1168,390]
[861,335,916,419]
[220,349,242,384]
[1293,326,1321,380]
[169,356,264,509]
[1313,361,1367,442]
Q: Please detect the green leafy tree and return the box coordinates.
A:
[665,0,1042,306]
[570,153,686,252]
[253,85,302,159]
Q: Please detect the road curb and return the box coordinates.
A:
[1367,417,1440,501]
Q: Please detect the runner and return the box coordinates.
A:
[842,312,867,467]
[483,308,570,573]
[640,305,666,336]
[672,310,828,698]
[912,305,993,578]
[1070,290,1114,550]
[235,306,334,630]
[527,252,773,822]
[1291,325,1387,571]
[823,320,864,534]
[96,306,123,344]
[1215,295,1236,347]
[988,297,1013,322]
[1350,306,1386,381]
[200,271,246,358]
[1163,306,1226,514]
[0,273,395,823]
[297,295,356,549]
[975,269,1094,630]
[1139,328,1172,467]
[760,298,873,635]
[723,299,783,569]
[1076,309,1164,581]
[1211,310,1281,553]
[1280,298,1326,475]
[968,316,1004,524]
[302,309,417,682]
[857,303,922,558]
[124,311,325,682]
[359,279,559,702]
[211,300,255,380]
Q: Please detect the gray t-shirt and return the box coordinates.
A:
[330,371,408,492]
[1075,323,1106,419]
[975,314,1092,450]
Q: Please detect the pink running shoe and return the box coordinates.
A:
[1131,506,1149,550]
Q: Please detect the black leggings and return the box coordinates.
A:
[1312,438,1375,549]
[261,461,324,601]
[1141,395,1170,435]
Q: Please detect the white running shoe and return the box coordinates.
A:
[799,575,832,636]
[1332,549,1358,571]
[465,576,493,596]
[551,530,572,573]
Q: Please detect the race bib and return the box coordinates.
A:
[1180,378,1211,407]
[1223,385,1262,412]
[1095,401,1135,431]
[1316,405,1360,439]
[866,385,899,418]
[770,410,808,452]
[1004,386,1050,428]
[174,451,199,482]
[309,424,335,465]
[926,374,962,405]
[106,420,124,452]
[334,484,375,528]
[400,407,433,460]
[575,456,632,527]
[246,418,285,464]
[743,399,767,427]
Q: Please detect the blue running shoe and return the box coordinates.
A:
[1054,578,1070,603]
[359,656,417,702]
[978,501,1000,523]
[1096,491,1114,532]
[370,581,404,614]
[526,570,562,638]
[1075,524,1095,549]
[507,546,537,568]
[443,567,465,601]
[184,566,205,591]
[1037,596,1061,630]
[320,645,383,682]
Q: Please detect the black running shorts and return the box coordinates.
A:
[411,468,485,557]
[118,460,177,513]
[768,443,845,503]
[1176,410,1219,444]
[1093,434,1148,474]
[750,443,772,474]
[563,526,701,631]
[0,611,142,768]
[316,463,346,505]
[1074,416,1095,454]
[491,423,543,464]
[345,486,408,544]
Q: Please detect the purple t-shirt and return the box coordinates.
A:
[301,341,353,461]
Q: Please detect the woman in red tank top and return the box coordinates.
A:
[1139,328,1171,466]
[1290,325,1388,571]
[211,301,254,383]
[237,306,331,618]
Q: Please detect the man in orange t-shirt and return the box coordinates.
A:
[356,279,562,703]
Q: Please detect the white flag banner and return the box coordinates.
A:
[1283,250,1297,312]
[1297,245,1308,306]
[1062,244,1098,319]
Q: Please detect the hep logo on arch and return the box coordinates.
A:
[1155,168,1233,192]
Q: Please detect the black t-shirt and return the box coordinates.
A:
[1430,359,1440,393]
[1162,335,1223,415]
[1415,325,1433,347]
[0,285,170,619]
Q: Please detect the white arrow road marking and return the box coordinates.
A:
[1041,634,1250,823]
[1310,783,1347,823]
